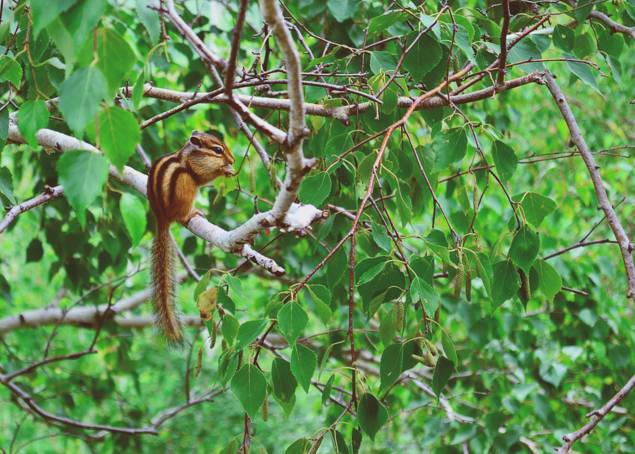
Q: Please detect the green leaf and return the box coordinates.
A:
[371,221,392,252]
[510,226,540,273]
[572,0,593,22]
[573,32,596,58]
[492,260,520,307]
[285,438,309,454]
[327,0,358,22]
[425,229,450,262]
[431,356,454,396]
[434,128,467,170]
[56,151,109,223]
[410,276,439,314]
[514,192,557,227]
[26,239,44,262]
[298,172,331,206]
[0,56,22,86]
[508,39,544,72]
[566,60,600,94]
[132,73,145,109]
[369,51,398,75]
[271,358,297,403]
[403,34,443,81]
[17,101,49,147]
[193,270,212,301]
[321,374,335,405]
[277,302,308,345]
[492,140,517,183]
[222,314,239,346]
[332,431,350,454]
[357,393,388,440]
[553,24,574,52]
[290,343,317,393]
[30,0,76,37]
[381,81,399,115]
[368,11,407,36]
[306,285,332,324]
[59,67,109,134]
[0,167,15,204]
[96,27,136,95]
[356,258,387,285]
[441,330,458,367]
[380,343,403,392]
[352,428,362,454]
[0,108,8,151]
[598,31,624,58]
[119,193,146,246]
[0,274,11,303]
[136,0,160,43]
[217,286,235,314]
[533,259,562,302]
[230,364,266,418]
[97,106,140,170]
[63,1,106,55]
[225,275,246,303]
[235,319,267,350]
[47,19,77,68]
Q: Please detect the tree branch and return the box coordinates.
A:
[497,0,511,87]
[0,282,158,335]
[6,123,296,275]
[0,377,159,435]
[129,72,543,124]
[162,0,272,166]
[589,10,635,40]
[0,185,64,234]
[224,0,248,96]
[557,374,635,453]
[544,73,635,302]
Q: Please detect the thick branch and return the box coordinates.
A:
[243,0,319,235]
[0,283,156,335]
[6,125,287,275]
[589,10,635,40]
[544,73,635,302]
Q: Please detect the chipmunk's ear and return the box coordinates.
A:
[189,135,203,147]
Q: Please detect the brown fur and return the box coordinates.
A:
[147,132,234,342]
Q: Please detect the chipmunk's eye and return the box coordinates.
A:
[211,146,224,156]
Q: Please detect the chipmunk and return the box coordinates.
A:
[148,131,235,342]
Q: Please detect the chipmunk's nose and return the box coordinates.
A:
[223,164,236,177]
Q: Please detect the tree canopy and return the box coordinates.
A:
[0,0,634,453]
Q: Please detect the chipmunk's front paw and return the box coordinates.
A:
[182,209,205,224]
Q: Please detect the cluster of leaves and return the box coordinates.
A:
[1,0,634,453]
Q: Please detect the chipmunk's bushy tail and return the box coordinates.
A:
[152,223,182,343]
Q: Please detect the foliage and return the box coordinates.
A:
[1,0,634,453]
